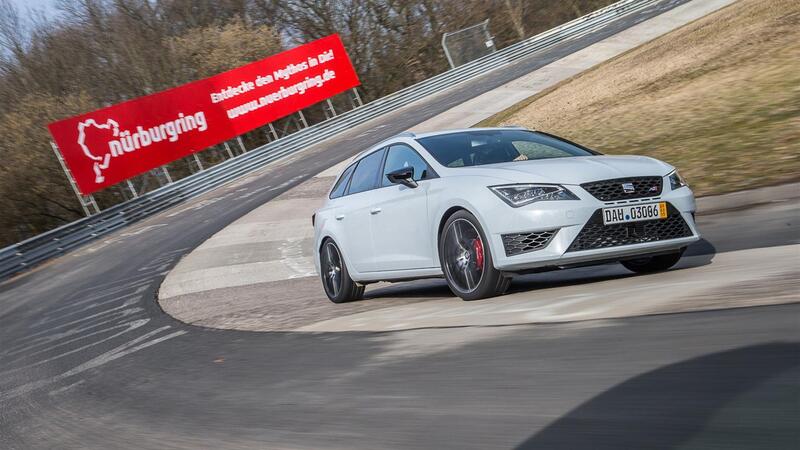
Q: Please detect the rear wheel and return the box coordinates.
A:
[320,239,364,303]
[439,210,510,301]
[621,248,685,274]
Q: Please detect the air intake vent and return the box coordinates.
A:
[502,230,557,256]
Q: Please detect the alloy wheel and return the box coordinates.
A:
[442,218,485,293]
[322,241,343,298]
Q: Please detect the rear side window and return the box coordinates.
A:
[347,149,386,195]
[329,164,356,199]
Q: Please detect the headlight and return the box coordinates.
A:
[668,170,688,190]
[489,184,578,207]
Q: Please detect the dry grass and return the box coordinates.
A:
[480,0,800,196]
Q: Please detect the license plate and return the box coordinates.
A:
[603,202,667,225]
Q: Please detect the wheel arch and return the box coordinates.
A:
[318,234,363,282]
[435,206,472,266]
[437,206,469,241]
[435,203,501,269]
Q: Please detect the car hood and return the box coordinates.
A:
[453,155,674,185]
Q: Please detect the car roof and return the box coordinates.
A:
[410,126,529,139]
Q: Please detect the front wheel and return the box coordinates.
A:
[439,210,510,301]
[320,239,364,303]
[621,248,685,274]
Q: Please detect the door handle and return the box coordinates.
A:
[370,208,382,215]
[335,215,345,220]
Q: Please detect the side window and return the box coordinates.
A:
[329,164,356,199]
[381,144,433,187]
[347,149,386,195]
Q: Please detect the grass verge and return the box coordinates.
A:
[478,0,800,196]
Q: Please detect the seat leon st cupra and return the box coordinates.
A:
[313,127,700,302]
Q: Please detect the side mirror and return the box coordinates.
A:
[386,167,418,188]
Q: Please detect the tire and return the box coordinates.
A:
[621,248,685,274]
[320,239,364,303]
[439,210,511,301]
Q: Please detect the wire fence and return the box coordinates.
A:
[442,19,497,68]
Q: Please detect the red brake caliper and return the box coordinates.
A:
[473,238,484,270]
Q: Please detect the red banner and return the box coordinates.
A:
[48,34,360,195]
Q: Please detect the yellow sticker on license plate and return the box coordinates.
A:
[603,202,668,225]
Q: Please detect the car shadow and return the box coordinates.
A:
[515,342,800,449]
[683,237,717,258]
[508,238,717,294]
[363,238,718,301]
[362,278,452,300]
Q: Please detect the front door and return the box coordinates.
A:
[370,144,436,272]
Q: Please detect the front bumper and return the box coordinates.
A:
[479,182,700,272]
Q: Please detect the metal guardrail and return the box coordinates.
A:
[0,0,663,280]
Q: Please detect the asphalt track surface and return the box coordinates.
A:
[1,0,799,447]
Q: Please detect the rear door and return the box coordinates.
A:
[338,148,386,273]
[370,144,436,271]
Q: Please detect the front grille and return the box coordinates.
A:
[502,230,557,256]
[567,204,692,252]
[582,177,662,201]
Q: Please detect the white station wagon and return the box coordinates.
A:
[313,128,700,302]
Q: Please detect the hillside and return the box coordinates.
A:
[481,0,799,196]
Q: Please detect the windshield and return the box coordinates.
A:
[416,130,596,168]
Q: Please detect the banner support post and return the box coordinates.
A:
[267,123,279,141]
[296,110,309,128]
[192,154,204,172]
[236,136,247,153]
[88,194,100,213]
[50,141,99,216]
[161,167,173,184]
[223,142,235,159]
[325,99,337,118]
[126,179,139,199]
[351,88,363,108]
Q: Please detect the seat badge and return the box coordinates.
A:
[622,182,635,193]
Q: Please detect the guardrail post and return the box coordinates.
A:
[50,141,100,216]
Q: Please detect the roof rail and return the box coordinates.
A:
[393,131,417,138]
[500,124,529,130]
[352,131,417,160]
[372,131,415,147]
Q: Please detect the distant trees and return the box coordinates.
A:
[0,0,612,246]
